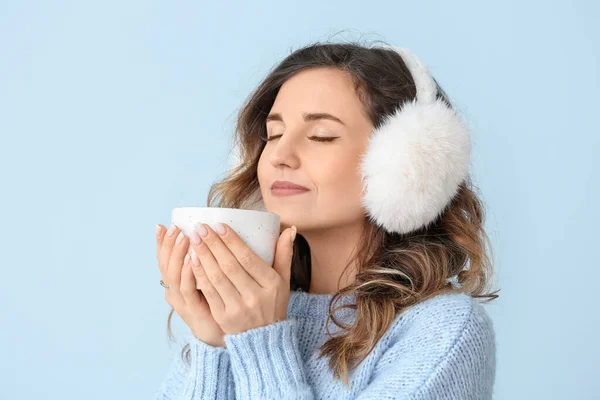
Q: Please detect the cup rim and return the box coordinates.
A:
[172,206,279,218]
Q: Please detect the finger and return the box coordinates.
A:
[156,224,165,260]
[189,223,242,309]
[156,224,167,278]
[190,252,225,315]
[159,223,180,278]
[166,229,189,307]
[180,254,205,312]
[272,226,296,284]
[208,222,276,289]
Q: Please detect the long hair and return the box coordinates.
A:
[165,39,500,387]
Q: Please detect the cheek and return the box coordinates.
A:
[317,156,363,195]
[314,163,365,222]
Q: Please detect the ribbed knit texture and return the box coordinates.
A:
[155,290,496,399]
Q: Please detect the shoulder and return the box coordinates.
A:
[422,290,490,321]
[388,291,494,341]
[378,291,496,357]
[375,292,496,398]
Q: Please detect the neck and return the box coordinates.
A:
[299,220,364,294]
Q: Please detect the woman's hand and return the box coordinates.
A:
[186,222,297,335]
[156,223,227,348]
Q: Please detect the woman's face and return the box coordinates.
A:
[257,67,374,232]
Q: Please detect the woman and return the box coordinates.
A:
[155,41,500,399]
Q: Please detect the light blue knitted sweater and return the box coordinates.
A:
[155,289,496,399]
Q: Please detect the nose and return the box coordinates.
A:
[268,135,301,169]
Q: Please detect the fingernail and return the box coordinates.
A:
[189,230,202,245]
[156,224,161,237]
[194,222,208,238]
[214,222,226,236]
[184,253,190,264]
[167,224,177,237]
[191,253,200,267]
[290,226,297,245]
[176,231,185,245]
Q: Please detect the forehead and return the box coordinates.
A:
[271,67,367,122]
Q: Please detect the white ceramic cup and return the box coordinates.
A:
[171,207,281,289]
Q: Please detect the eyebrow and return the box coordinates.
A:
[266,112,346,126]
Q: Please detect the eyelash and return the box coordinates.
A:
[265,134,338,142]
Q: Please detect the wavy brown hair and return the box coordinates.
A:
[165,39,500,387]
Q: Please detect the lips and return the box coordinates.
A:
[271,180,309,190]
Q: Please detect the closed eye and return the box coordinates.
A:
[265,134,339,142]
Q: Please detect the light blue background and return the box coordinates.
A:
[1,1,598,399]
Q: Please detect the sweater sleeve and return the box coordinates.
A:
[155,333,235,399]
[355,301,497,400]
[223,318,315,399]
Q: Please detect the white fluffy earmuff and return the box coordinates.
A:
[228,46,471,235]
[359,47,471,234]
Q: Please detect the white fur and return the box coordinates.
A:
[391,46,437,103]
[359,97,471,234]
